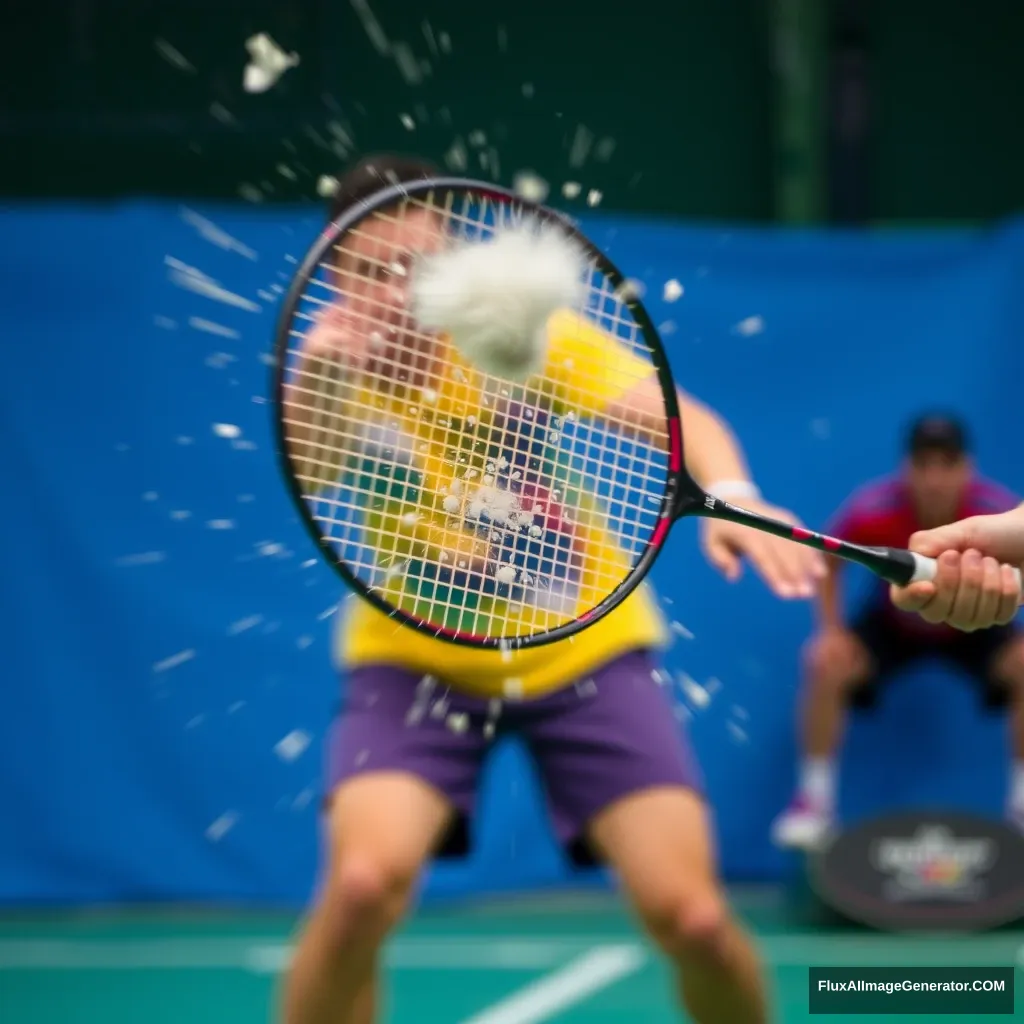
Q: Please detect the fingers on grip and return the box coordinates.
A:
[909,550,1021,588]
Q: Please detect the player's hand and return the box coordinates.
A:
[889,508,1024,631]
[700,500,827,599]
[303,304,374,370]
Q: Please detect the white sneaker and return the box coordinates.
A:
[771,795,834,850]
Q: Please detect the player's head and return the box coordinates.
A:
[903,414,972,524]
[327,153,440,223]
[327,153,445,383]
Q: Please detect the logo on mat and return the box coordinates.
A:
[871,825,995,901]
[810,811,1024,931]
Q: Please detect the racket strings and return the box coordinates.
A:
[282,188,669,640]
[288,217,660,435]
[295,355,655,621]
[303,200,660,385]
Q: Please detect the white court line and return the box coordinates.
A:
[0,937,585,972]
[247,939,578,973]
[457,945,646,1024]
[0,933,1020,972]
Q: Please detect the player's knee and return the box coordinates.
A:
[641,888,732,967]
[319,855,415,950]
[803,641,858,695]
[996,642,1024,688]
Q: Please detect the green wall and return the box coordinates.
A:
[7,0,772,220]
[8,0,1024,222]
[870,0,1024,222]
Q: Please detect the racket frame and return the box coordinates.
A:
[271,176,682,651]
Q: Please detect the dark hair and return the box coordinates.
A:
[328,153,440,221]
[906,413,969,458]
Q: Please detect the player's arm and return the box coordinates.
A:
[550,310,825,594]
[662,387,752,492]
[615,377,757,492]
[282,356,353,487]
[815,559,847,631]
[282,306,375,487]
[544,311,752,490]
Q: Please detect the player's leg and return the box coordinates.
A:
[283,774,450,1024]
[281,667,486,1024]
[594,789,766,1024]
[523,651,768,1024]
[961,627,1024,828]
[772,612,890,848]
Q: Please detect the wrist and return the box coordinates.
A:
[706,479,761,501]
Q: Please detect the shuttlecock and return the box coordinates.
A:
[243,33,300,94]
[411,221,586,381]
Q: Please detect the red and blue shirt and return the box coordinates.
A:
[828,474,1019,635]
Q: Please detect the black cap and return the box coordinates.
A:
[907,414,969,457]
[328,153,439,221]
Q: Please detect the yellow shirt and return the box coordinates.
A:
[331,310,669,698]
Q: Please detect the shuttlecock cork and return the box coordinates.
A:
[410,221,586,381]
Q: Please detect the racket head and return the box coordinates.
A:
[271,176,690,649]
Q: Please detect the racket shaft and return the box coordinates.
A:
[698,498,926,586]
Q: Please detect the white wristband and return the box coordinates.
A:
[707,479,761,501]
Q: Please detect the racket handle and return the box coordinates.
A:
[905,551,1023,588]
[906,552,937,584]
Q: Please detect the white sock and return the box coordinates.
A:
[800,758,836,812]
[1010,762,1024,811]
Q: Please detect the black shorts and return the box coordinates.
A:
[849,607,1020,710]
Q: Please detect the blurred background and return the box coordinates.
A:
[2,0,1024,1020]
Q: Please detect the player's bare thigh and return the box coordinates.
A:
[990,633,1024,687]
[588,787,728,949]
[319,773,453,938]
[803,628,874,691]
[281,775,453,1024]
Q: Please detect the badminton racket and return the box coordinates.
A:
[271,177,1018,650]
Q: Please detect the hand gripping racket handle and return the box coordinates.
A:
[900,550,1023,588]
[697,497,1023,590]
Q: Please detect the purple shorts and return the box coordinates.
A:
[326,649,702,864]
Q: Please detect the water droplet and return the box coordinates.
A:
[446,712,469,734]
[502,677,524,699]
[735,315,765,337]
[274,729,311,762]
[205,810,239,842]
[495,565,517,584]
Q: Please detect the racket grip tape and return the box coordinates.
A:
[905,550,1022,588]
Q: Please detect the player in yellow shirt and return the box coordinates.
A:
[280,154,824,1024]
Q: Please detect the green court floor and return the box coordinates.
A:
[0,888,1020,1022]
